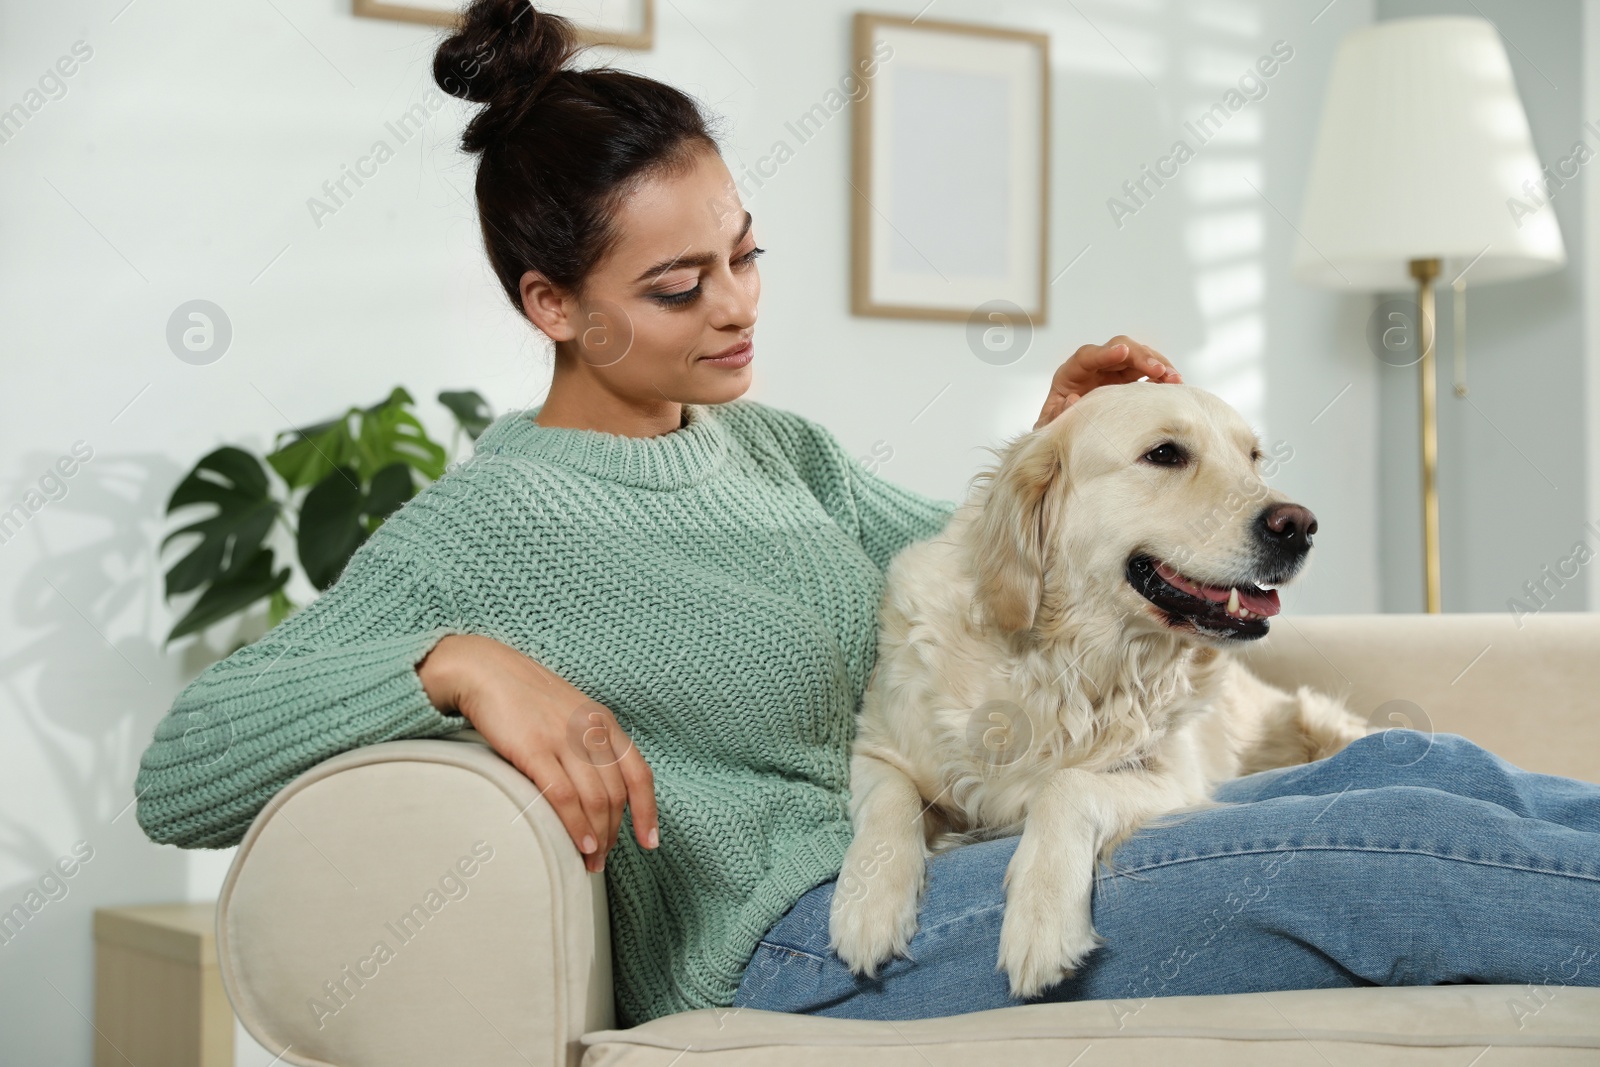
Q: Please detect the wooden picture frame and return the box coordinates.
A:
[850,12,1049,323]
[353,0,655,51]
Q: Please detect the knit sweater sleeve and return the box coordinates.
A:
[745,402,959,572]
[134,530,469,849]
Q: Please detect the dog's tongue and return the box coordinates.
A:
[1236,587,1281,616]
[1155,562,1281,617]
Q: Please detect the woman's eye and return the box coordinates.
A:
[1141,442,1186,467]
[655,286,699,307]
[652,247,765,308]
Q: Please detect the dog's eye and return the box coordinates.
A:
[1141,443,1186,467]
[1250,447,1264,463]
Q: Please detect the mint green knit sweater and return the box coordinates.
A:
[135,397,957,1027]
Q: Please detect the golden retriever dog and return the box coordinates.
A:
[829,382,1369,998]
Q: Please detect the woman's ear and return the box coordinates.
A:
[520,270,576,341]
[968,428,1065,635]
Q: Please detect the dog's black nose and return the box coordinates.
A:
[1257,503,1318,551]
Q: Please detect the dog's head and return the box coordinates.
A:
[966,381,1314,645]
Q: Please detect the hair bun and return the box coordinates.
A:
[433,0,580,107]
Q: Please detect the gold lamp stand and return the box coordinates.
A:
[1410,257,1442,614]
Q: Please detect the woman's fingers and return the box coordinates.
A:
[589,742,630,859]
[1074,339,1132,373]
[1064,341,1145,387]
[1140,347,1180,381]
[523,753,604,869]
[562,753,619,872]
[450,640,657,874]
[573,705,640,858]
[616,736,660,849]
[586,717,659,856]
[1099,341,1157,383]
[1065,337,1182,390]
[563,703,619,865]
[541,703,658,868]
[1104,335,1180,382]
[1036,336,1184,430]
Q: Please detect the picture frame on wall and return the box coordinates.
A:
[850,12,1050,323]
[353,0,654,50]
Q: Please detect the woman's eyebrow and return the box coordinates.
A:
[633,211,754,284]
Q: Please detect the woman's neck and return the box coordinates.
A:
[533,381,686,437]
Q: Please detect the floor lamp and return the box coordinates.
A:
[1292,16,1566,612]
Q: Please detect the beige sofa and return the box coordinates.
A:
[214,613,1600,1066]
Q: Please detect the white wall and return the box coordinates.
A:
[1588,0,1600,612]
[0,0,1375,1062]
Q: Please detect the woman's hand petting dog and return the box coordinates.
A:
[1035,336,1183,430]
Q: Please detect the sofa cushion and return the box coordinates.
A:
[580,985,1600,1065]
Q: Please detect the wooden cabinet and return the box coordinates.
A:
[94,903,233,1067]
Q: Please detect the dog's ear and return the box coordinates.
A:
[969,429,1064,635]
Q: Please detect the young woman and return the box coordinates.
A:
[135,0,1600,1030]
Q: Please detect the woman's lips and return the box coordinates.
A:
[700,340,753,368]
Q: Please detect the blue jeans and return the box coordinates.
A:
[732,731,1600,1019]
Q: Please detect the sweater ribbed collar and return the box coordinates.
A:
[475,401,730,491]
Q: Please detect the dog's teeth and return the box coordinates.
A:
[1227,587,1240,615]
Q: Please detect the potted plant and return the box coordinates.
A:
[161,387,492,647]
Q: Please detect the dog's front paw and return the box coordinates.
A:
[997,894,1102,999]
[997,856,1102,998]
[828,842,924,978]
[1295,686,1371,759]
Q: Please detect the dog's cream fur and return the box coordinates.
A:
[829,382,1368,998]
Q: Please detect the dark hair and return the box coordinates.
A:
[433,0,724,311]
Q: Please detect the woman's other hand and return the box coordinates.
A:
[418,633,659,873]
[1035,336,1183,430]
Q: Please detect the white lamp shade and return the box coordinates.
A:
[1293,16,1566,290]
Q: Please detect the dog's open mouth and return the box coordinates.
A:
[1126,554,1280,640]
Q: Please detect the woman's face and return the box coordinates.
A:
[521,146,761,407]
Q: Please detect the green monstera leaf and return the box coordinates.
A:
[166,549,291,643]
[297,462,418,591]
[355,390,447,482]
[162,447,281,597]
[438,389,493,440]
[267,387,446,490]
[163,387,491,645]
[296,466,365,592]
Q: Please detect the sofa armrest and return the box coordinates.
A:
[216,730,612,1067]
[1242,612,1600,784]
